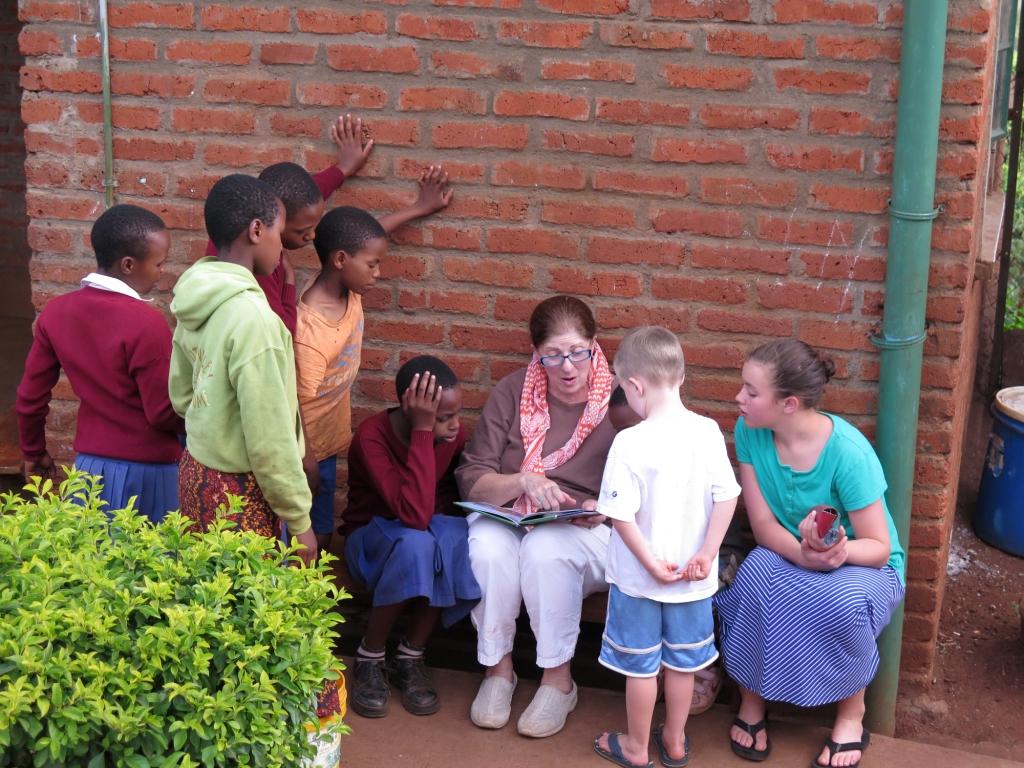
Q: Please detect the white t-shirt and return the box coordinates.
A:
[597,406,741,603]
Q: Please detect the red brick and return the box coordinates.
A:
[297,82,387,109]
[758,215,855,246]
[945,40,987,68]
[204,78,290,106]
[396,14,481,40]
[366,318,445,345]
[379,254,428,281]
[26,191,104,221]
[399,87,486,114]
[808,107,893,137]
[395,157,485,183]
[269,113,322,138]
[113,136,197,162]
[433,122,529,150]
[422,224,483,251]
[399,289,489,316]
[934,190,975,221]
[444,256,535,288]
[75,35,158,61]
[542,129,634,157]
[111,169,167,197]
[775,67,870,95]
[492,160,586,190]
[706,29,804,58]
[592,170,688,197]
[537,0,630,13]
[21,67,101,94]
[931,224,973,254]
[76,102,161,130]
[204,141,293,168]
[688,376,744,403]
[171,107,256,135]
[542,200,635,229]
[938,114,983,143]
[24,129,100,157]
[653,275,747,304]
[25,158,69,187]
[650,0,750,21]
[758,280,853,313]
[692,244,791,275]
[435,0,521,6]
[18,29,62,56]
[444,196,530,221]
[20,1,94,22]
[765,143,863,172]
[596,98,690,127]
[430,51,523,80]
[651,207,744,238]
[541,59,635,82]
[652,138,747,165]
[296,9,386,34]
[494,90,590,121]
[27,222,75,253]
[587,236,685,266]
[110,72,195,98]
[548,267,642,297]
[815,34,899,62]
[597,304,690,333]
[701,177,798,208]
[109,2,193,28]
[949,8,990,34]
[260,43,317,66]
[771,0,877,25]
[495,294,547,323]
[21,98,64,125]
[800,252,885,282]
[496,20,593,48]
[942,73,985,106]
[929,260,970,290]
[808,183,888,214]
[599,23,693,49]
[486,227,579,259]
[663,64,752,91]
[200,5,291,32]
[167,40,251,65]
[327,44,420,74]
[699,104,800,130]
[799,319,873,351]
[450,324,532,353]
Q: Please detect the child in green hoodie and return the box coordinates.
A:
[169,173,317,564]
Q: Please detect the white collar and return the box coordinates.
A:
[80,272,149,302]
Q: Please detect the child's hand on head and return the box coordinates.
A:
[402,372,442,432]
[331,114,374,178]
[414,165,454,215]
[650,559,686,584]
[681,553,712,581]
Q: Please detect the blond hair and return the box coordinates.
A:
[613,326,685,387]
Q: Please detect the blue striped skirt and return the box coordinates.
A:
[345,514,481,628]
[714,546,904,707]
[75,453,180,524]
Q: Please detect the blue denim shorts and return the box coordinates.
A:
[310,455,337,535]
[599,584,718,678]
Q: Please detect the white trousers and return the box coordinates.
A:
[468,515,610,668]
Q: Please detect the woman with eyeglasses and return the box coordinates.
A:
[455,295,616,738]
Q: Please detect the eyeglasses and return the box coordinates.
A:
[538,349,593,368]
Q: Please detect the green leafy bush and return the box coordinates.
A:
[0,471,346,767]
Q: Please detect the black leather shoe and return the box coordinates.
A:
[389,656,440,716]
[349,656,390,718]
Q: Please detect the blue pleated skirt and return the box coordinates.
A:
[75,453,180,524]
[714,546,904,707]
[345,514,481,628]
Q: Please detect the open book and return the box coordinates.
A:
[454,501,597,527]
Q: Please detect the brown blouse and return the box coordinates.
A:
[455,367,617,506]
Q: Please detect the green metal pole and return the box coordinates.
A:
[867,0,949,737]
[98,0,116,208]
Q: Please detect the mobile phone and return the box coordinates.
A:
[813,505,841,546]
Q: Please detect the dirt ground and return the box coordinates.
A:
[896,505,1024,762]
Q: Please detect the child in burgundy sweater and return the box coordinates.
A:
[342,356,480,719]
[16,204,183,521]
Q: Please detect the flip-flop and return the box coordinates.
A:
[594,732,655,768]
[730,716,771,762]
[812,728,870,768]
[652,725,689,768]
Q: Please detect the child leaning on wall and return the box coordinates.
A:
[16,204,183,522]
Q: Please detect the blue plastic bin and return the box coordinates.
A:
[976,387,1024,557]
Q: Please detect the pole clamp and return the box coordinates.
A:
[870,331,927,350]
[887,200,942,221]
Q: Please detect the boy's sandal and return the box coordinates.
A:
[812,728,870,768]
[653,725,689,768]
[593,732,655,768]
[730,716,772,762]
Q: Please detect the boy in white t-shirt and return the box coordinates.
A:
[593,326,740,768]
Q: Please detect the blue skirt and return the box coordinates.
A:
[345,514,481,628]
[75,453,180,524]
[714,547,904,707]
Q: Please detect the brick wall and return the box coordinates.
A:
[17,0,998,685]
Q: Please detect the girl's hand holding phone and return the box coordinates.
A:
[798,506,849,570]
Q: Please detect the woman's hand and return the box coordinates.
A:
[519,472,576,511]
[402,372,442,432]
[571,497,606,528]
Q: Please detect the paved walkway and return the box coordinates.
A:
[341,667,1017,767]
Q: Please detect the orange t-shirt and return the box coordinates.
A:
[294,289,364,461]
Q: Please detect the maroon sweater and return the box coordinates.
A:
[16,288,183,463]
[343,410,467,535]
[203,166,346,336]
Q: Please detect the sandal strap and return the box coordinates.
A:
[731,717,768,737]
[827,730,870,754]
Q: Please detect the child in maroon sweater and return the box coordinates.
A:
[16,204,183,521]
[343,356,480,719]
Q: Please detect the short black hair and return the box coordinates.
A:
[258,162,322,218]
[90,204,166,270]
[610,385,628,407]
[395,356,459,400]
[314,205,386,267]
[204,174,281,251]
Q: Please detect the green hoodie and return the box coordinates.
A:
[169,258,312,534]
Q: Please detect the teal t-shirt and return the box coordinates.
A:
[734,414,906,580]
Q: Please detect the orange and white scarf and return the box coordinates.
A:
[513,341,614,514]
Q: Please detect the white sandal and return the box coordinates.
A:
[470,673,517,729]
[517,682,578,738]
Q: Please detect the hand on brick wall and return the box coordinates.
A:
[330,114,373,179]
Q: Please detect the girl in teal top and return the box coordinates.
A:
[715,340,905,768]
